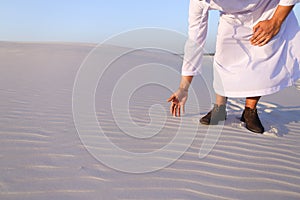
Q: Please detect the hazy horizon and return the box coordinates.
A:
[1,1,299,54]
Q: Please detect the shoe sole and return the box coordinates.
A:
[240,117,264,134]
[200,118,226,125]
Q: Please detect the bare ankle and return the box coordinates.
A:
[245,96,261,109]
[216,95,227,106]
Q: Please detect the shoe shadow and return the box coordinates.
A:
[226,99,300,137]
[260,105,300,137]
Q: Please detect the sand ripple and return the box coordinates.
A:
[1,42,300,200]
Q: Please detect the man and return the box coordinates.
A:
[168,0,300,133]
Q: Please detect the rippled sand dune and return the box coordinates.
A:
[1,42,300,200]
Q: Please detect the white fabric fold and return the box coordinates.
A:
[182,0,300,97]
[279,0,300,6]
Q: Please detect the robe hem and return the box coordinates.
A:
[214,80,297,98]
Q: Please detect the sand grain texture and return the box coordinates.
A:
[0,42,300,200]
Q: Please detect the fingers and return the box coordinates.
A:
[167,92,185,117]
[250,30,262,44]
[251,25,264,45]
[251,32,272,46]
[251,34,270,46]
[252,24,260,36]
[168,94,180,116]
[251,25,270,46]
[251,20,279,46]
[257,37,271,46]
[251,21,269,46]
[171,102,179,117]
[170,102,183,117]
[170,102,176,116]
[176,103,185,117]
[168,94,177,116]
[167,94,176,102]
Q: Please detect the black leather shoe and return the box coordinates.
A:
[200,104,227,125]
[241,107,264,133]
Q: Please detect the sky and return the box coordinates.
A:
[0,0,299,52]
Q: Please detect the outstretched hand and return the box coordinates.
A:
[167,88,188,117]
[250,19,281,46]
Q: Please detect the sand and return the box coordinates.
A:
[1,41,300,200]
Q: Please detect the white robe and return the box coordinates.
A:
[182,0,300,97]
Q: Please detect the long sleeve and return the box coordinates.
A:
[182,0,210,76]
[279,0,300,6]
